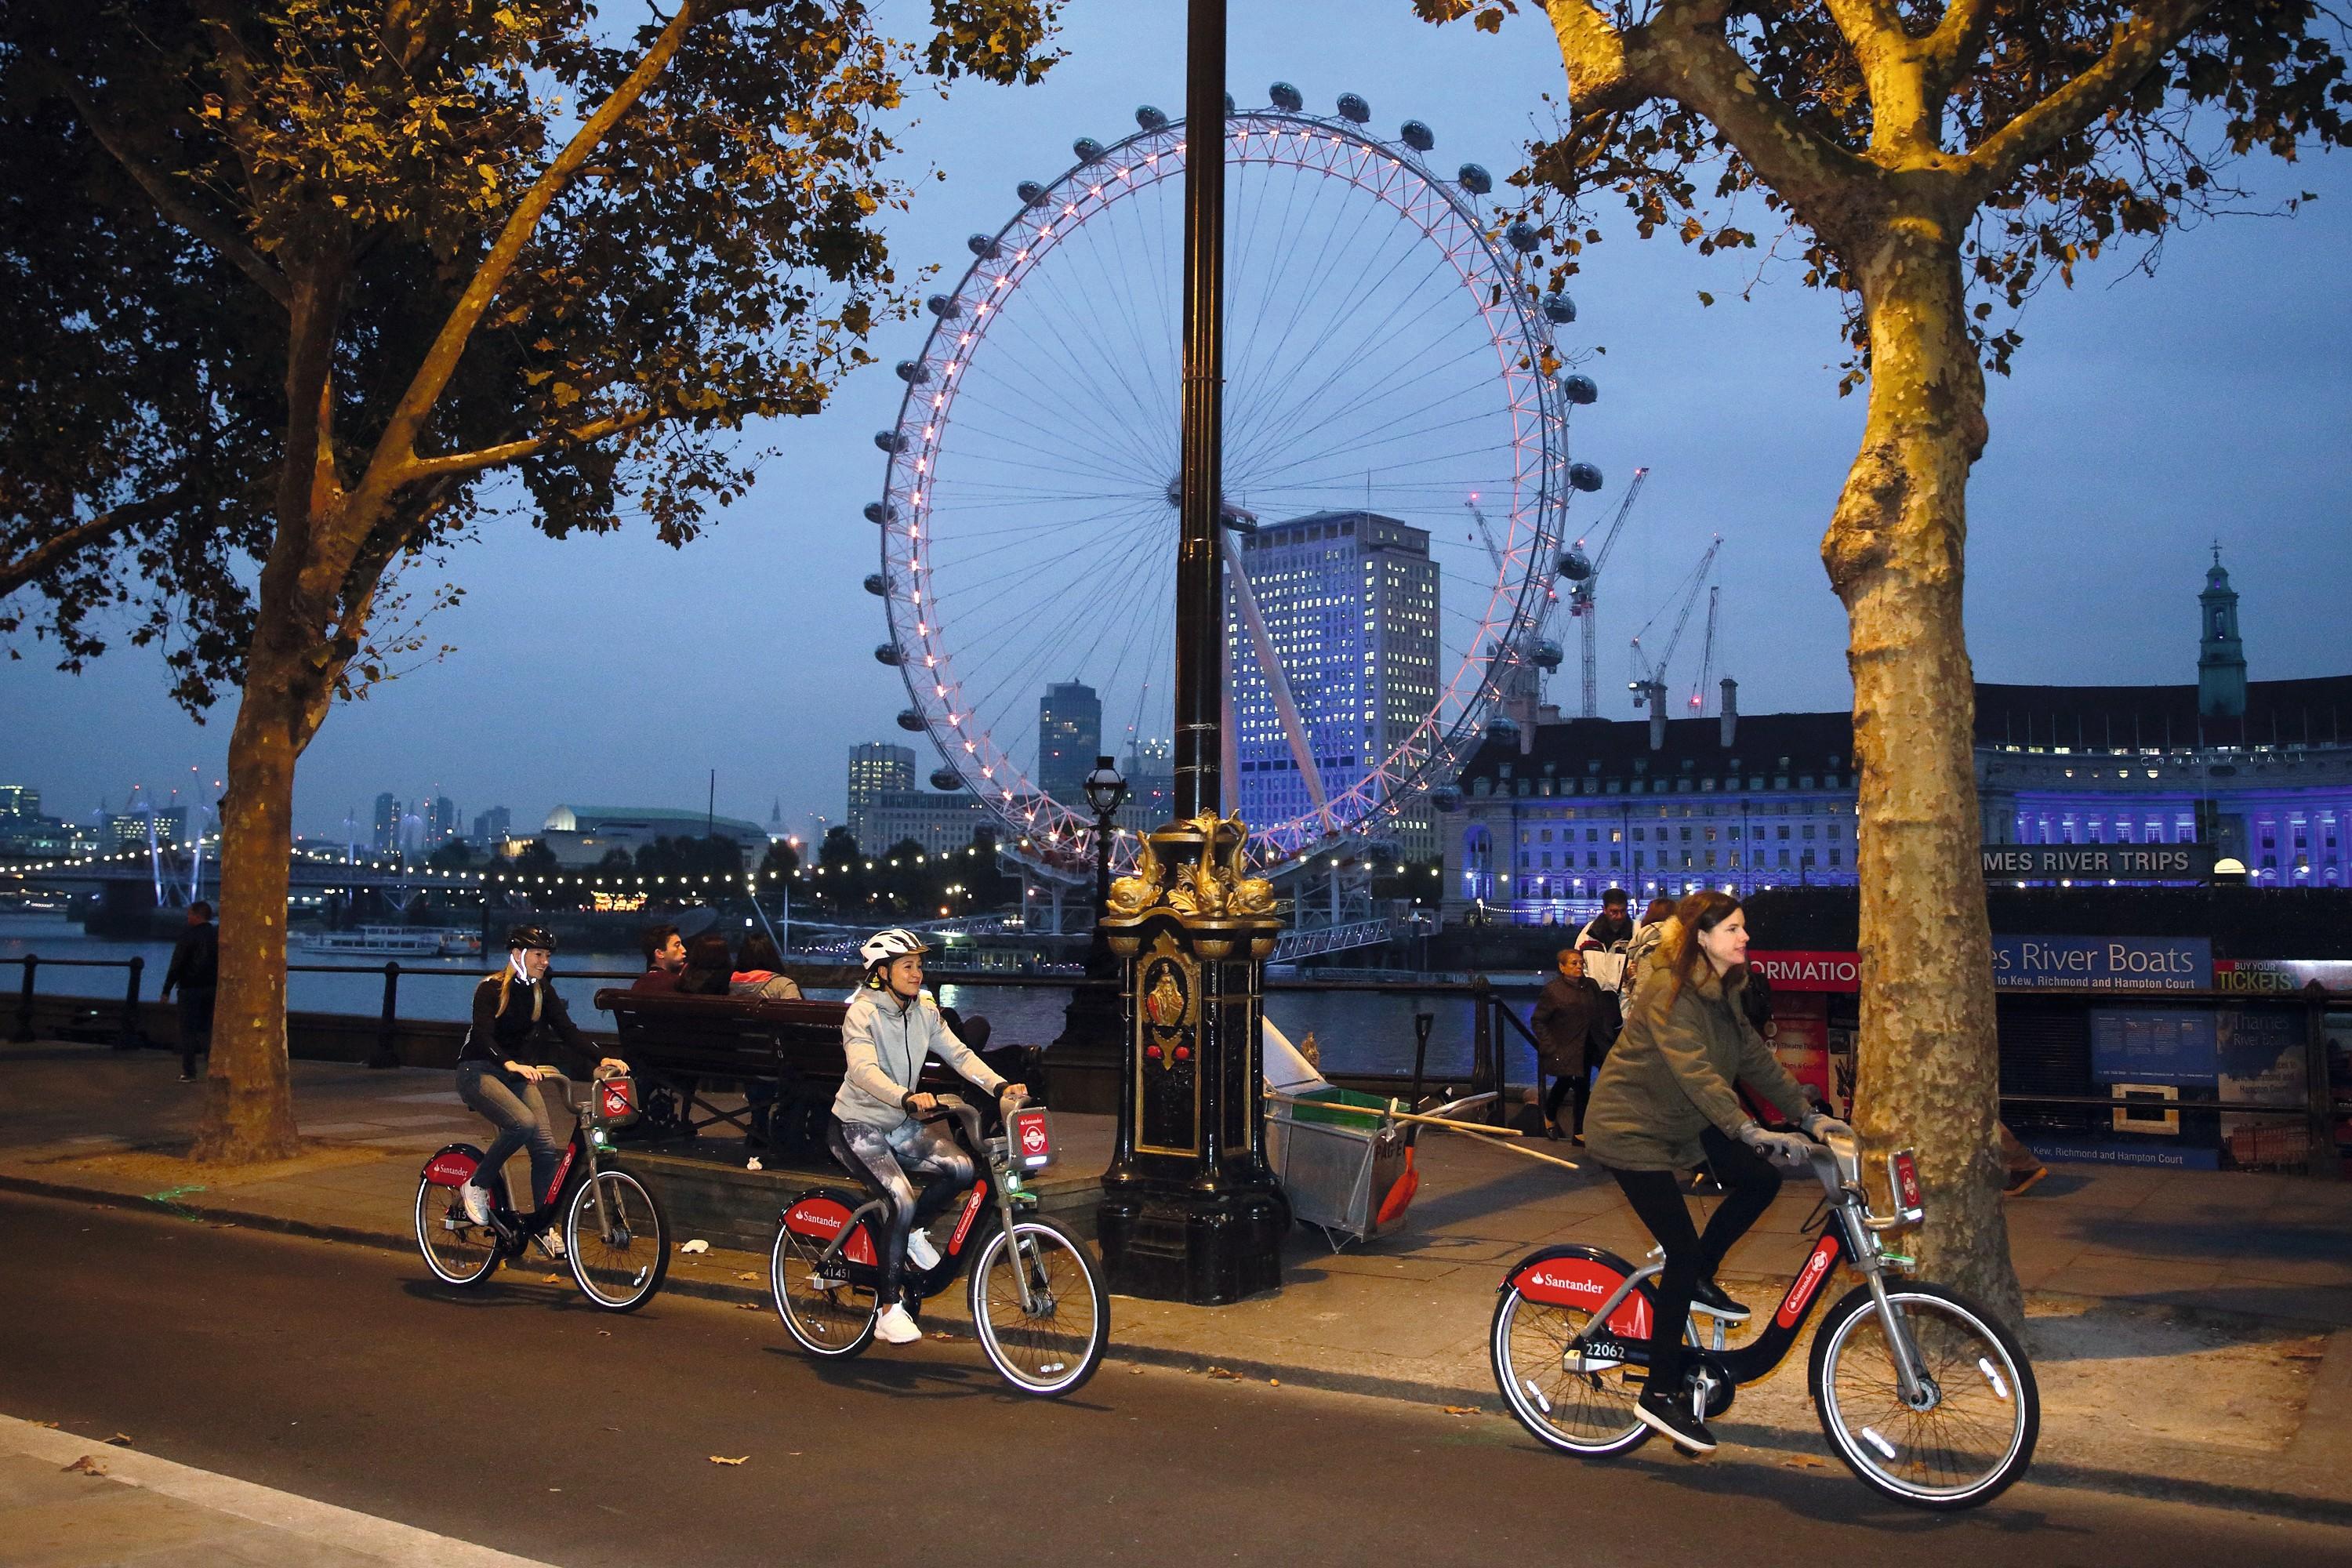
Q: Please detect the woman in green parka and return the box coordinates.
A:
[1584,890,1853,1454]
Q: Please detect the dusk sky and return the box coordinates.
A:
[5,1,2348,847]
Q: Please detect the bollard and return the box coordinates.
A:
[12,955,34,1044]
[116,955,147,1048]
[368,960,401,1069]
[1470,975,1496,1123]
[1409,1009,1435,1109]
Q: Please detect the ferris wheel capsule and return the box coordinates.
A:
[1559,550,1593,581]
[1073,136,1105,162]
[875,645,902,667]
[895,360,930,384]
[896,709,925,731]
[1559,373,1599,405]
[930,769,961,791]
[1017,180,1047,205]
[865,501,896,524]
[1136,104,1169,131]
[967,234,1002,259]
[925,293,961,319]
[1506,221,1541,253]
[1336,93,1370,124]
[1541,292,1577,324]
[863,573,888,597]
[1570,462,1606,492]
[1269,82,1303,111]
[1400,119,1435,152]
[1457,163,1493,195]
[873,431,906,454]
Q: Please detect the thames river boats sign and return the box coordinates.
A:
[1991,935,2212,991]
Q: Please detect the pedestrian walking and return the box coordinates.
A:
[1532,948,1611,1142]
[161,902,218,1083]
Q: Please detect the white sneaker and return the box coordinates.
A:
[533,1228,566,1261]
[873,1303,923,1345]
[459,1182,493,1226]
[906,1229,942,1272]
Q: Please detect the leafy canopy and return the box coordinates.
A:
[1,0,1064,704]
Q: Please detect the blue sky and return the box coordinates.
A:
[5,2,2347,844]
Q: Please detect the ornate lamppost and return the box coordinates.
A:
[1083,757,1129,924]
[1093,0,1285,1305]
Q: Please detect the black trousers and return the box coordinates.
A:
[1606,1124,1781,1396]
[1542,1068,1585,1134]
[176,990,215,1077]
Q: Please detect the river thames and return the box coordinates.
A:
[0,916,1549,1083]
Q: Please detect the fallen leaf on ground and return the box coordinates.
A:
[1780,1454,1830,1470]
[543,1274,564,1284]
[1442,1406,1480,1417]
[597,1330,612,1338]
[1128,1367,1145,1376]
[709,1455,748,1466]
[62,1456,107,1476]
[745,1158,763,1171]
[1269,1379,1280,1387]
[1205,1367,1240,1380]
[735,1271,758,1281]
[735,1302,762,1311]
[31,1421,58,1429]
[680,1240,710,1254]
[929,1330,954,1341]
[104,1433,133,1446]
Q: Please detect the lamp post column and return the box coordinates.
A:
[1094,0,1284,1305]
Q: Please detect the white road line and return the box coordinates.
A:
[0,1413,559,1566]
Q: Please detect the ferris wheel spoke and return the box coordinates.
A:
[1223,191,1403,455]
[1012,220,1181,466]
[979,284,1171,480]
[1228,216,1438,442]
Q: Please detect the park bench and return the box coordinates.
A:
[592,989,1040,1159]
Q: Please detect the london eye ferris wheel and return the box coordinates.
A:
[868,84,1603,870]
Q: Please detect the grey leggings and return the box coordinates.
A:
[457,1063,564,1219]
[828,1116,975,1301]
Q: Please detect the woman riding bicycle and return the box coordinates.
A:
[829,927,1025,1346]
[1584,890,1850,1454]
[455,926,629,1259]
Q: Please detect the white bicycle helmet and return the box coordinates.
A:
[859,927,930,972]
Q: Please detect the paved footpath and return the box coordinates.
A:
[0,1410,557,1566]
[4,1036,2350,1526]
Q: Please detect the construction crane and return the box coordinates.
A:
[1559,466,1650,718]
[1689,586,1719,713]
[1628,535,1722,710]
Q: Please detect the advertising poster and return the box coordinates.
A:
[2088,1007,2216,1087]
[2217,1007,2310,1167]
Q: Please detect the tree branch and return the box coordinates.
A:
[1544,0,1639,114]
[58,74,290,308]
[1638,0,1882,223]
[402,405,662,481]
[357,0,706,503]
[1921,0,2001,96]
[0,503,161,601]
[1963,0,2216,199]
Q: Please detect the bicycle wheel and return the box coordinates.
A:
[967,1218,1107,1396]
[413,1178,499,1287]
[564,1169,670,1312]
[1809,1282,2039,1509]
[1490,1286,1651,1456]
[771,1221,877,1358]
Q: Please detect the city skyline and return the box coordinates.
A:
[3,2,2347,847]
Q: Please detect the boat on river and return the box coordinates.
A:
[296,925,444,958]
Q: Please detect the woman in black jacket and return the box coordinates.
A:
[454,926,626,1257]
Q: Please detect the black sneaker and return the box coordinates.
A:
[1690,1279,1751,1321]
[1634,1387,1717,1454]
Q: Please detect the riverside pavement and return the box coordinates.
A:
[3,1036,2349,1523]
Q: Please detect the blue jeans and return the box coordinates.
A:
[457,1063,564,1219]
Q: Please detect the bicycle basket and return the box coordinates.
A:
[595,1075,641,1127]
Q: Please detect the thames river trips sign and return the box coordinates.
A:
[1980,843,2215,880]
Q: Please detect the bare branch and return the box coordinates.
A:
[58,74,290,307]
[0,505,154,601]
[1963,0,2216,201]
[358,1,706,499]
[402,405,662,481]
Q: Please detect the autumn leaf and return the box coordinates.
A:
[709,1455,749,1466]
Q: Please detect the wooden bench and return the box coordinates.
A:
[593,989,1041,1157]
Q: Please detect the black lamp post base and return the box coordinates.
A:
[1098,1179,1283,1305]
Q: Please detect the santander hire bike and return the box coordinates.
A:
[414,1068,672,1312]
[1491,1128,2038,1508]
[768,1093,1108,1396]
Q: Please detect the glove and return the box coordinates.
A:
[1737,1122,1816,1163]
[1802,1112,1856,1144]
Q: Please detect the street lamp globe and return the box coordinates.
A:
[1083,756,1128,820]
